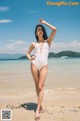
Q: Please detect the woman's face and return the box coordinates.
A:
[36,26,43,38]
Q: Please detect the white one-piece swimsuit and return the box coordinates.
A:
[31,41,50,71]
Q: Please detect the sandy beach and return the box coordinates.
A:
[0,89,80,121]
[0,59,80,121]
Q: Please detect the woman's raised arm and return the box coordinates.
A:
[39,19,57,46]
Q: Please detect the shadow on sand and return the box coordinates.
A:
[21,102,37,112]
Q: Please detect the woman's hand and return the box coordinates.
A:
[39,19,47,24]
[30,56,36,61]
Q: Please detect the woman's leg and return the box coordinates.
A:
[30,63,39,97]
[36,65,48,112]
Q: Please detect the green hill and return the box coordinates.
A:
[19,51,80,60]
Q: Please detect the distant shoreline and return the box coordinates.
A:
[0,51,80,60]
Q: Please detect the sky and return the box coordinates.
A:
[0,0,80,54]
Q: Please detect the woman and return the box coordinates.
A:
[26,19,57,120]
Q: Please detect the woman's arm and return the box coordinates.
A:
[26,42,35,61]
[39,19,57,46]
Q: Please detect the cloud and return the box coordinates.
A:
[0,6,9,11]
[51,41,80,48]
[52,42,66,48]
[0,40,80,54]
[68,40,80,47]
[50,40,80,52]
[5,40,27,50]
[5,44,15,50]
[13,40,26,45]
[0,19,12,23]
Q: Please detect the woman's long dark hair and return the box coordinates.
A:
[35,24,48,42]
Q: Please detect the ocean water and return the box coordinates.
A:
[0,58,80,90]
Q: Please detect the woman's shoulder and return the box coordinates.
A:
[31,41,37,47]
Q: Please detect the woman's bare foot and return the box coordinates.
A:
[34,110,40,121]
[39,105,46,113]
